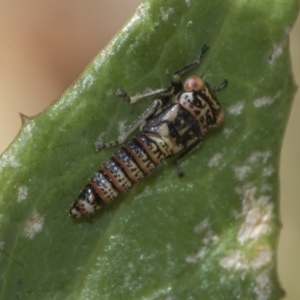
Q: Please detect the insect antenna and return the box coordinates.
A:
[200,63,211,79]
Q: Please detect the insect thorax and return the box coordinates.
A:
[175,86,221,134]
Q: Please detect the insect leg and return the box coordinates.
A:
[171,44,209,93]
[117,87,173,104]
[173,44,209,78]
[212,79,228,92]
[174,139,203,178]
[96,99,165,150]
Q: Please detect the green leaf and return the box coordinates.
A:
[0,0,298,299]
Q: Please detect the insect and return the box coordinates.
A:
[70,45,227,219]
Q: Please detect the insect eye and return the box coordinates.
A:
[184,76,205,92]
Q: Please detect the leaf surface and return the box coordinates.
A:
[0,0,299,299]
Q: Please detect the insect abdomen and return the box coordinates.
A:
[70,133,170,218]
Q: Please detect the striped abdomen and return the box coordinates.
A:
[69,132,172,218]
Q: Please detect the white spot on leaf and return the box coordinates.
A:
[233,151,272,181]
[17,186,28,203]
[269,44,283,63]
[262,165,275,177]
[233,165,252,181]
[193,218,209,233]
[253,96,273,108]
[223,128,233,138]
[1,153,21,168]
[219,250,248,270]
[237,185,274,245]
[160,7,174,21]
[81,73,95,90]
[269,30,289,64]
[94,132,106,149]
[253,92,281,108]
[238,205,273,244]
[186,219,219,263]
[219,246,272,271]
[251,246,273,269]
[253,269,272,300]
[208,152,224,167]
[23,211,45,239]
[227,101,245,115]
[186,248,207,263]
[246,151,271,164]
[260,184,272,193]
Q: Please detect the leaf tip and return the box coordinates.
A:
[19,112,30,124]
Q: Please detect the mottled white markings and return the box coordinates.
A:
[227,101,245,115]
[262,165,275,177]
[238,205,273,244]
[237,186,274,245]
[1,153,21,168]
[233,151,272,181]
[202,230,220,245]
[160,7,174,21]
[251,246,272,269]
[185,0,191,6]
[94,132,106,149]
[233,165,252,181]
[235,184,253,210]
[193,218,209,233]
[269,44,283,63]
[260,184,273,193]
[23,211,45,239]
[15,116,35,139]
[187,20,193,27]
[269,31,289,64]
[186,182,194,190]
[186,248,207,263]
[219,250,248,270]
[223,128,233,138]
[208,152,223,167]
[219,246,272,271]
[17,186,28,203]
[186,219,219,263]
[81,73,94,90]
[254,269,272,300]
[246,151,271,164]
[253,96,273,108]
[221,146,275,296]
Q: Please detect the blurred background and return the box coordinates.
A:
[0,1,299,299]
